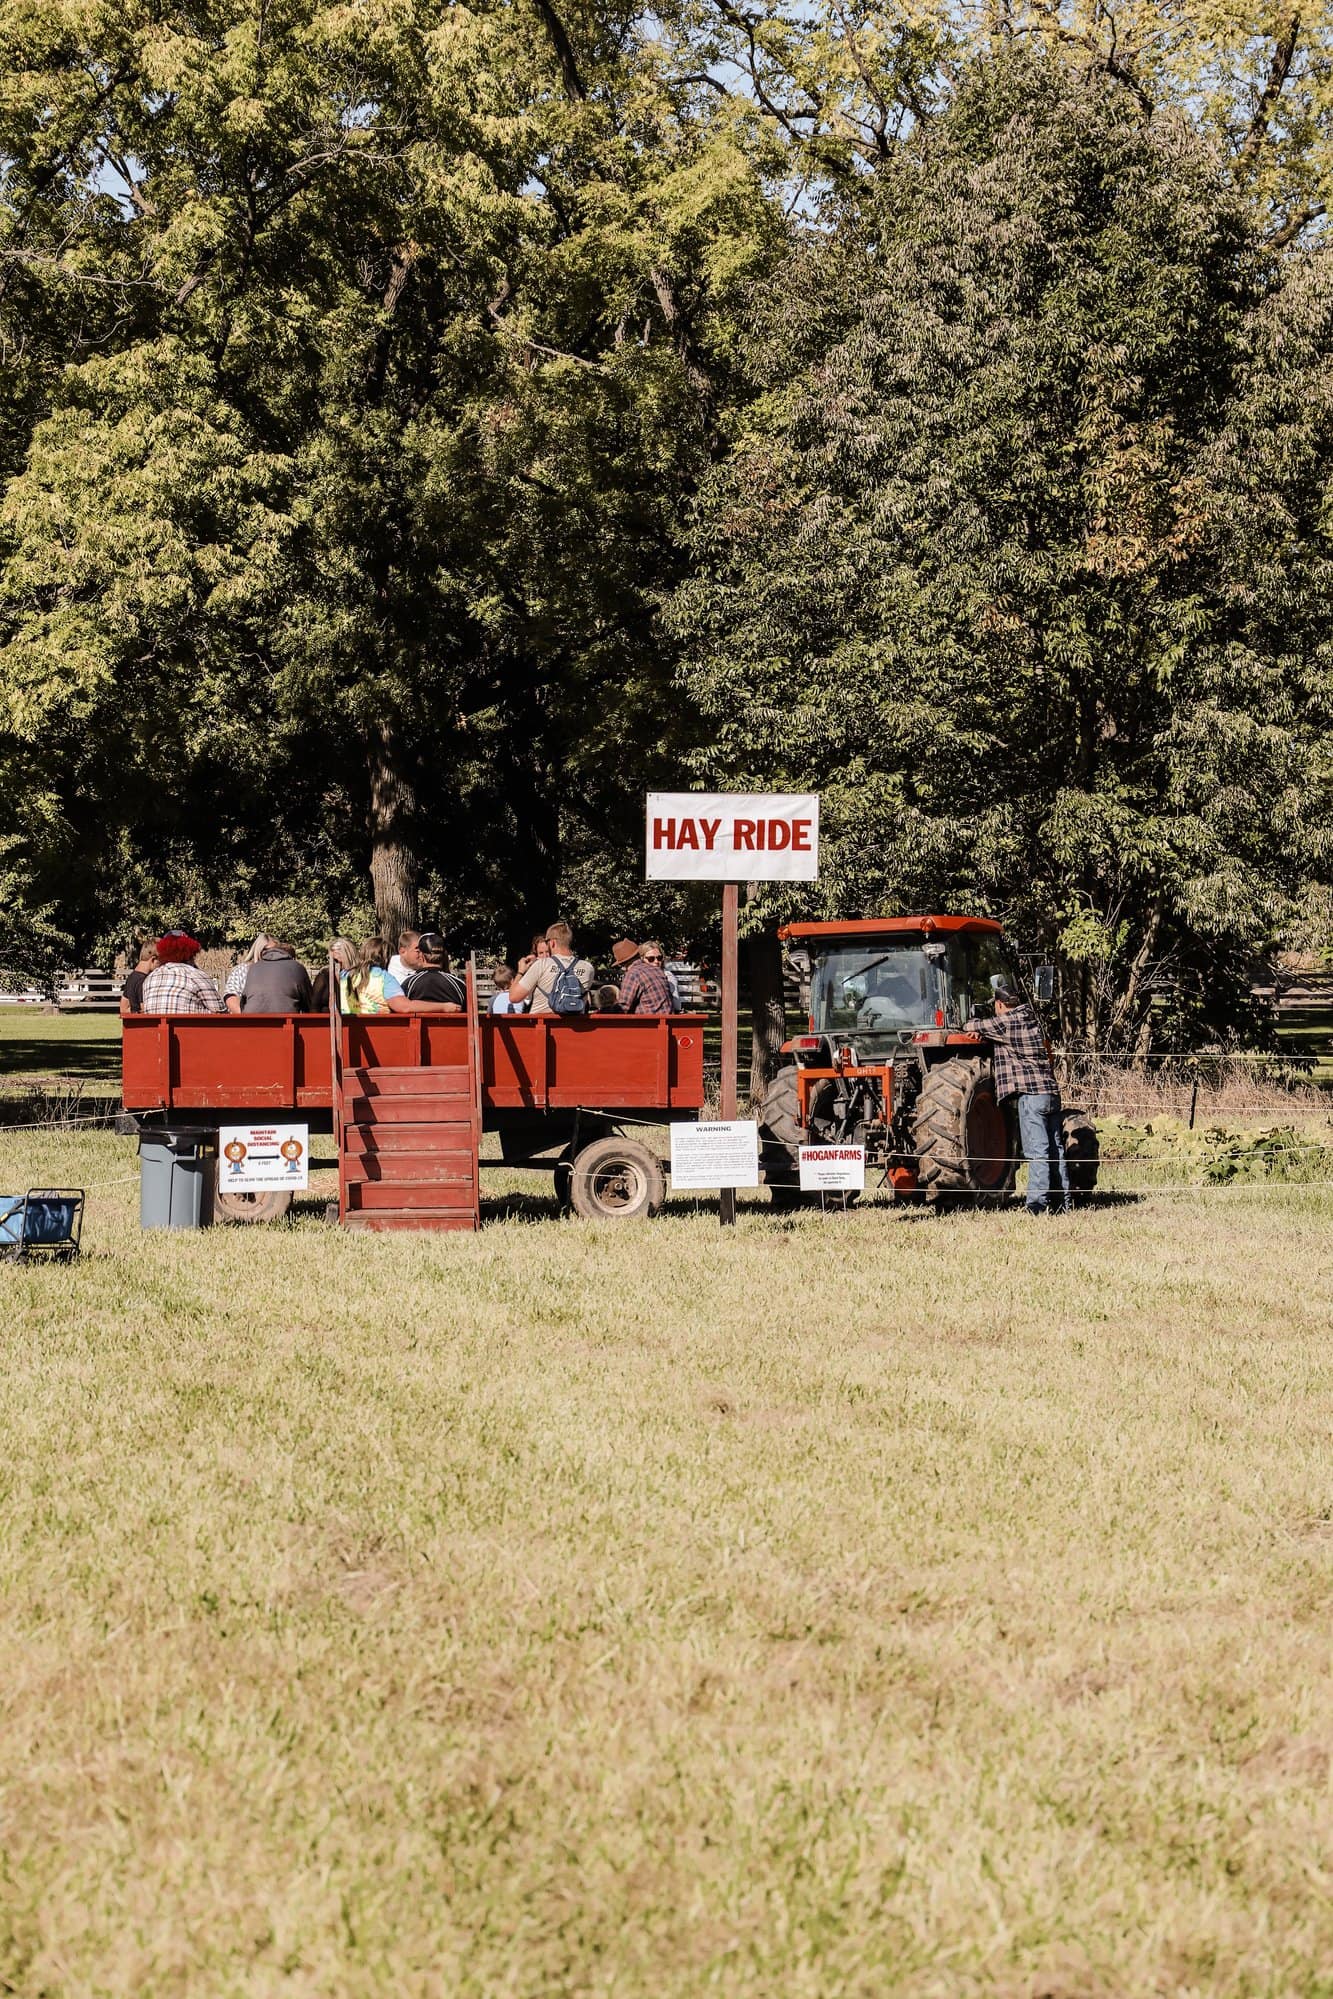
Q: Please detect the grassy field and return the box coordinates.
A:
[0,1011,122,1094]
[2,1119,1332,1996]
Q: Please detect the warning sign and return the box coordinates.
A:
[218,1123,309,1192]
[646,792,819,882]
[799,1145,865,1193]
[670,1121,760,1190]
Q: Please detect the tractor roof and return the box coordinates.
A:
[778,916,1004,941]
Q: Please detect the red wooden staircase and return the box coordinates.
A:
[330,958,483,1233]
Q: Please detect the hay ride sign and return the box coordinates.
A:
[645,793,819,882]
[646,791,821,1226]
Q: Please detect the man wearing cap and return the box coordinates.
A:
[141,932,225,1014]
[400,932,465,1011]
[611,939,674,1016]
[964,977,1069,1216]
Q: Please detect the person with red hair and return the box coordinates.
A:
[141,932,224,1015]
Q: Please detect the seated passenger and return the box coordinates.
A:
[387,929,421,985]
[240,938,313,1013]
[490,963,524,1014]
[642,942,681,1011]
[612,938,673,1016]
[310,937,356,1013]
[400,932,465,1011]
[119,940,158,1015]
[141,932,224,1014]
[341,936,412,1016]
[223,934,276,1013]
[509,921,593,1014]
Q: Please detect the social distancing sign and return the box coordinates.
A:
[646,793,819,881]
[219,1124,309,1192]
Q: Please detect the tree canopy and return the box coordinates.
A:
[1,3,1330,1044]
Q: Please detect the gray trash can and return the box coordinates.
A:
[140,1134,215,1230]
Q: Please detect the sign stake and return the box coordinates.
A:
[719,880,739,1228]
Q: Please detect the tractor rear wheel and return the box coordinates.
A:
[758,1066,815,1210]
[1061,1111,1100,1202]
[911,1058,1016,1209]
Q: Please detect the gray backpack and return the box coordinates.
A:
[547,953,587,1015]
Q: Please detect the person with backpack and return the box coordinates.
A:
[508,921,594,1015]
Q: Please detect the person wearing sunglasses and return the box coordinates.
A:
[641,942,681,1012]
[610,938,674,1015]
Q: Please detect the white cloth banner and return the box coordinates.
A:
[646,793,819,881]
[670,1120,760,1189]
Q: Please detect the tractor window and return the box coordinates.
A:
[811,945,931,1049]
[951,934,1019,1021]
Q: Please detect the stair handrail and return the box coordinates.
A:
[328,949,344,1220]
[465,952,483,1129]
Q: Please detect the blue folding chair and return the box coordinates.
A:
[0,1189,84,1263]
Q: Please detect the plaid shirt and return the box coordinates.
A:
[964,1001,1057,1102]
[618,959,674,1015]
[141,962,225,1015]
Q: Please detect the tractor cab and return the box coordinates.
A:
[781,917,1024,1062]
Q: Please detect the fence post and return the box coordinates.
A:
[1188,1059,1199,1132]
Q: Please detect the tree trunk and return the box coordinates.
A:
[367,724,418,945]
[748,928,787,1104]
[504,747,561,953]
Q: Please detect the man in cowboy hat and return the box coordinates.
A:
[141,931,224,1014]
[611,938,674,1016]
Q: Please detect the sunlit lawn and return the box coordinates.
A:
[1,1122,1331,1995]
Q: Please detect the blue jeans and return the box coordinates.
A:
[1017,1093,1069,1212]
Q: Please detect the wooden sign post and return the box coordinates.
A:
[646,793,820,1228]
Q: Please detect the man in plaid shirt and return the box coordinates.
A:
[964,977,1069,1215]
[141,932,225,1014]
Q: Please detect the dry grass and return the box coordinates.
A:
[1,1130,1332,1996]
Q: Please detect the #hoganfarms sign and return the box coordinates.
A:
[645,792,820,882]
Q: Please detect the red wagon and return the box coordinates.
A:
[121,988,706,1229]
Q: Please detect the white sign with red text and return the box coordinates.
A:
[799,1145,866,1194]
[646,792,819,882]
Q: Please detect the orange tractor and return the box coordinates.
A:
[759,916,1099,1208]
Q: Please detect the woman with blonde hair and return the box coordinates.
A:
[340,935,415,1016]
[223,933,278,1013]
[311,936,356,1013]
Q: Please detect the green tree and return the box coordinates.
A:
[669,52,1333,1049]
[0,0,781,951]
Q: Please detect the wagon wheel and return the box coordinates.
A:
[212,1162,295,1225]
[568,1136,665,1221]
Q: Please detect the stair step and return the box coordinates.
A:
[341,1207,477,1223]
[343,1097,477,1126]
[344,1066,472,1098]
[344,1154,475,1186]
[344,1124,476,1156]
[346,1182,476,1212]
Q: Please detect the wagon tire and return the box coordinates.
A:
[1061,1111,1100,1202]
[569,1136,665,1222]
[553,1151,574,1212]
[213,1163,295,1225]
[911,1058,1016,1210]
